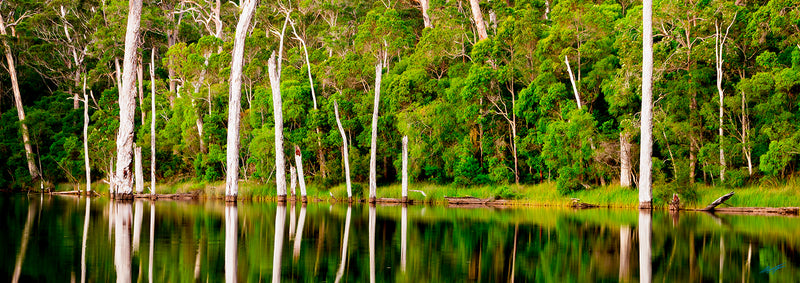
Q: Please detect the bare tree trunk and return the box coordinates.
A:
[135,146,144,194]
[468,0,488,41]
[115,58,122,91]
[225,203,238,283]
[638,0,654,209]
[224,0,257,202]
[334,205,352,283]
[294,145,308,202]
[0,14,40,182]
[150,50,156,194]
[84,77,91,193]
[565,56,582,109]
[138,56,145,126]
[420,0,433,28]
[290,165,297,198]
[620,132,632,187]
[272,204,286,283]
[167,29,177,94]
[268,52,287,200]
[715,15,736,183]
[741,89,752,176]
[402,136,408,202]
[333,100,352,200]
[369,63,383,203]
[115,0,144,198]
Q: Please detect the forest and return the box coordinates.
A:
[0,0,797,196]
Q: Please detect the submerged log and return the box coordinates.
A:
[445,196,494,205]
[570,198,599,209]
[703,191,734,211]
[710,207,798,216]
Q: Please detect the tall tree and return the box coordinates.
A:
[468,0,488,41]
[639,0,654,209]
[368,62,383,203]
[224,0,257,202]
[114,0,144,198]
[0,8,40,182]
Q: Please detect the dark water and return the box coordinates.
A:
[1,194,799,282]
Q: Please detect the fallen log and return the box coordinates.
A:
[51,190,83,195]
[703,191,734,211]
[570,198,599,209]
[710,207,799,216]
[445,196,494,205]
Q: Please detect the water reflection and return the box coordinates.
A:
[639,210,652,283]
[133,200,143,253]
[272,203,286,283]
[294,203,306,260]
[114,201,132,283]
[3,195,800,282]
[225,203,238,283]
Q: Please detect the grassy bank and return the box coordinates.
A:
[54,177,800,209]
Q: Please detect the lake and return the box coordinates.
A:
[1,194,798,282]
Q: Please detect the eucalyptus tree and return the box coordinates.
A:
[639,0,654,208]
[114,0,144,198]
[224,0,257,202]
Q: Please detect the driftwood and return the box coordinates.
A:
[134,191,200,200]
[703,191,734,211]
[570,198,599,209]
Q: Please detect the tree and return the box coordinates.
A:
[469,0,488,41]
[224,0,257,202]
[114,0,144,198]
[639,0,654,209]
[0,7,40,182]
[369,62,383,203]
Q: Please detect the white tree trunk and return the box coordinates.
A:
[565,56,582,110]
[268,52,287,199]
[150,50,156,194]
[334,206,352,283]
[137,56,145,126]
[224,0,257,201]
[741,90,752,176]
[115,0,144,197]
[369,63,383,202]
[294,145,308,201]
[135,146,144,194]
[115,58,122,92]
[0,13,40,182]
[715,15,735,183]
[402,136,408,201]
[84,77,91,193]
[225,203,238,283]
[620,132,633,187]
[638,211,652,283]
[290,165,297,198]
[114,202,133,283]
[293,204,306,259]
[638,0,654,208]
[420,0,433,28]
[468,0,488,41]
[272,204,287,283]
[333,100,352,200]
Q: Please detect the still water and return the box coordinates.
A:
[1,194,798,282]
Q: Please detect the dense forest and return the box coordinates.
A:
[0,0,797,194]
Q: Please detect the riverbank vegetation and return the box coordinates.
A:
[1,0,798,204]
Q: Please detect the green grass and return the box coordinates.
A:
[53,177,800,208]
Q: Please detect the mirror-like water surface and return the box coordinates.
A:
[1,194,799,282]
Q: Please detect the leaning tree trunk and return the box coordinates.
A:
[0,13,40,182]
[83,77,91,193]
[224,0,257,202]
[368,63,383,203]
[115,0,144,199]
[150,49,156,195]
[294,145,308,202]
[638,0,654,209]
[333,100,352,201]
[420,0,433,28]
[468,0,488,41]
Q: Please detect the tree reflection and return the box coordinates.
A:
[272,203,287,283]
[225,203,238,283]
[638,210,652,283]
[114,201,133,283]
